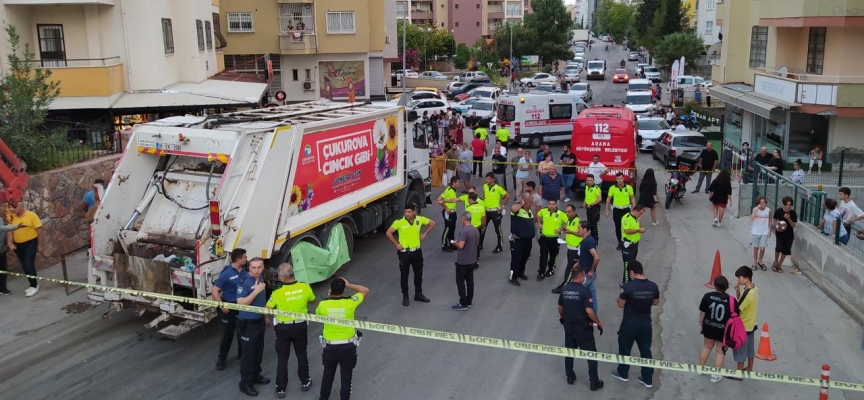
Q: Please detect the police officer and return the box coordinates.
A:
[482,172,510,254]
[508,193,535,286]
[605,172,635,250]
[316,277,370,400]
[266,262,315,398]
[552,205,582,293]
[236,257,270,396]
[621,205,647,285]
[611,260,660,388]
[496,125,510,148]
[386,204,435,307]
[583,174,603,242]
[558,268,605,391]
[437,176,462,252]
[536,199,567,281]
[212,248,247,370]
[465,192,487,265]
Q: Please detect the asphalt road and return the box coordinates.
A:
[3,47,864,400]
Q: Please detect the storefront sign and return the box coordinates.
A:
[319,60,365,101]
[755,75,797,104]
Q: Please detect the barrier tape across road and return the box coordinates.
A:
[4,270,863,393]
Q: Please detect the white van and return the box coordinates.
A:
[675,75,708,89]
[627,79,653,92]
[586,59,607,80]
[624,90,656,114]
[496,93,589,148]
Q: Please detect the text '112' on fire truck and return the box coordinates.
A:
[88,101,431,338]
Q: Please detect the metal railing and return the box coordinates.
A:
[754,67,864,84]
[34,130,125,172]
[754,149,864,188]
[30,56,121,68]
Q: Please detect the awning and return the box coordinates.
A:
[711,85,798,121]
[48,95,119,111]
[112,80,267,110]
[706,41,722,56]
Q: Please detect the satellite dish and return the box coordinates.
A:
[777,66,788,77]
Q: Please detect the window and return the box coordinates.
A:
[396,2,407,18]
[705,21,713,36]
[476,21,480,26]
[224,54,282,96]
[807,27,826,75]
[279,4,315,35]
[476,3,480,8]
[326,11,355,34]
[455,22,459,27]
[748,26,768,68]
[305,69,311,80]
[36,24,66,66]
[550,104,572,120]
[212,13,228,49]
[707,0,715,10]
[292,69,299,81]
[205,21,213,49]
[455,3,459,8]
[161,18,174,55]
[506,3,520,17]
[196,20,205,51]
[227,12,254,33]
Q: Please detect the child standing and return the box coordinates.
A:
[791,159,804,185]
[819,198,850,244]
[731,266,759,379]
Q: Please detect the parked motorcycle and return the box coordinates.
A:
[679,113,702,132]
[664,154,698,209]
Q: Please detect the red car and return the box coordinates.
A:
[612,69,630,83]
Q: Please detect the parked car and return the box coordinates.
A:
[568,82,593,102]
[520,72,556,87]
[628,51,639,61]
[652,130,708,168]
[419,71,448,80]
[454,86,502,102]
[447,82,488,100]
[452,98,481,115]
[447,81,467,92]
[643,66,661,82]
[563,67,581,83]
[455,71,489,82]
[409,98,450,116]
[636,116,670,152]
[391,89,447,102]
[466,99,498,128]
[392,69,419,79]
[531,82,559,93]
[675,75,709,90]
[612,68,630,83]
[625,90,656,114]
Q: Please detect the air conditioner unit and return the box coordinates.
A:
[385,35,391,44]
[303,81,313,91]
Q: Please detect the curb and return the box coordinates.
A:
[796,257,864,326]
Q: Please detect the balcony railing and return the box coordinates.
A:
[753,68,864,108]
[30,56,121,68]
[279,33,317,55]
[755,67,864,84]
[27,57,125,97]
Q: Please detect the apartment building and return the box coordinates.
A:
[710,0,864,161]
[568,0,590,27]
[0,0,267,141]
[397,0,530,45]
[220,0,397,103]
[694,0,718,46]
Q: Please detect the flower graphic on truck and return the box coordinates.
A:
[373,116,399,182]
[288,184,314,216]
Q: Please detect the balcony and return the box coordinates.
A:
[279,33,317,55]
[411,11,432,20]
[754,68,864,108]
[757,0,864,25]
[4,0,114,4]
[32,57,124,97]
[489,11,505,19]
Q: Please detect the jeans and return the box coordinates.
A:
[238,318,266,388]
[584,275,598,314]
[562,174,575,199]
[218,308,242,361]
[564,323,600,384]
[14,238,38,288]
[472,156,484,176]
[694,171,713,192]
[616,317,654,385]
[494,172,508,190]
[320,343,357,400]
[454,262,476,306]
[274,322,310,390]
[397,249,424,295]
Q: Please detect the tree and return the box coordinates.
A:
[593,0,614,36]
[0,25,68,172]
[652,31,704,70]
[396,22,455,69]
[491,22,535,62]
[657,0,686,38]
[632,0,661,49]
[524,0,574,66]
[454,43,471,70]
[604,3,635,43]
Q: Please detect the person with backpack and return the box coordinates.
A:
[697,275,734,383]
[730,266,759,379]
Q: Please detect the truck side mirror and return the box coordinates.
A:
[407,110,419,122]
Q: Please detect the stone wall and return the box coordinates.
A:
[7,155,120,270]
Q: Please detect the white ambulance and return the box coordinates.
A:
[496,92,589,148]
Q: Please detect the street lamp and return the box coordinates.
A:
[422,27,432,71]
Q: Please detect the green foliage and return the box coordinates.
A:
[454,43,470,70]
[396,21,456,69]
[632,0,661,49]
[0,25,70,172]
[657,0,687,38]
[652,31,704,70]
[491,22,536,62]
[604,3,635,43]
[524,0,574,66]
[593,0,614,36]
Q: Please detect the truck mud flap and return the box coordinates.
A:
[114,254,173,295]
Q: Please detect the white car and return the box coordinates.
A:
[455,71,489,82]
[624,90,656,114]
[563,67,581,83]
[643,66,661,82]
[419,71,448,80]
[636,116,670,152]
[520,72,556,87]
[447,81,467,92]
[409,98,449,116]
[469,86,502,100]
[568,82,593,102]
[392,69,419,79]
[468,99,498,127]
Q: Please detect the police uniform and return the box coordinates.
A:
[390,215,432,298]
[562,215,583,284]
[620,212,641,284]
[466,200,486,263]
[482,182,508,252]
[267,281,316,393]
[316,293,365,400]
[537,207,567,278]
[584,184,602,242]
[237,275,268,391]
[509,206,535,284]
[440,185,459,251]
[559,282,600,386]
[496,127,510,147]
[214,265,247,363]
[608,184,634,246]
[475,126,488,141]
[615,277,660,385]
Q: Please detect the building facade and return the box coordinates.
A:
[220,0,395,103]
[711,0,864,162]
[694,0,718,46]
[397,0,530,45]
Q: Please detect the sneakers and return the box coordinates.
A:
[492,246,503,254]
[551,285,562,294]
[590,380,604,391]
[276,389,286,398]
[637,377,653,388]
[536,273,545,281]
[301,380,313,392]
[651,221,659,226]
[216,359,226,371]
[691,190,700,194]
[611,370,629,382]
[518,274,529,280]
[710,374,723,383]
[508,279,521,287]
[24,286,39,297]
[544,270,554,277]
[451,304,469,311]
[564,197,571,202]
[0,290,11,296]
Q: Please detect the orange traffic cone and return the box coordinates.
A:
[704,250,722,288]
[755,323,777,361]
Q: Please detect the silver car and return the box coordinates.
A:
[652,130,708,168]
[564,67,581,83]
[636,117,669,152]
[568,83,593,101]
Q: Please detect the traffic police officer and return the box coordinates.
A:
[553,204,582,292]
[621,204,647,285]
[437,176,462,252]
[465,192,487,264]
[605,172,635,250]
[386,204,435,306]
[583,174,603,242]
[475,124,488,142]
[316,277,370,400]
[236,257,270,397]
[266,262,315,398]
[212,248,247,370]
[612,260,660,388]
[482,172,510,253]
[558,268,605,391]
[537,199,567,280]
[508,193,535,286]
[495,125,510,148]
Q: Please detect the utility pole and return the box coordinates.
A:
[509,22,514,91]
[398,0,411,107]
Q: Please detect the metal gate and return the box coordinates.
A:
[369,57,384,98]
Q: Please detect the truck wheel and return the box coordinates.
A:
[406,190,422,215]
[529,134,542,149]
[271,232,322,286]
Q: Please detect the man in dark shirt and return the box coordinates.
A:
[508,194,536,286]
[451,212,480,310]
[539,168,565,202]
[560,145,576,201]
[491,147,509,191]
[753,146,772,166]
[772,196,797,272]
[236,257,271,396]
[692,142,719,194]
[611,261,660,388]
[558,269,605,391]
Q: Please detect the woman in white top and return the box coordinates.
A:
[809,145,823,174]
[750,196,772,271]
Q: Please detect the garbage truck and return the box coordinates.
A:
[88,101,431,337]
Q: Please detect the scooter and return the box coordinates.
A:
[679,113,702,131]
[664,171,690,209]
